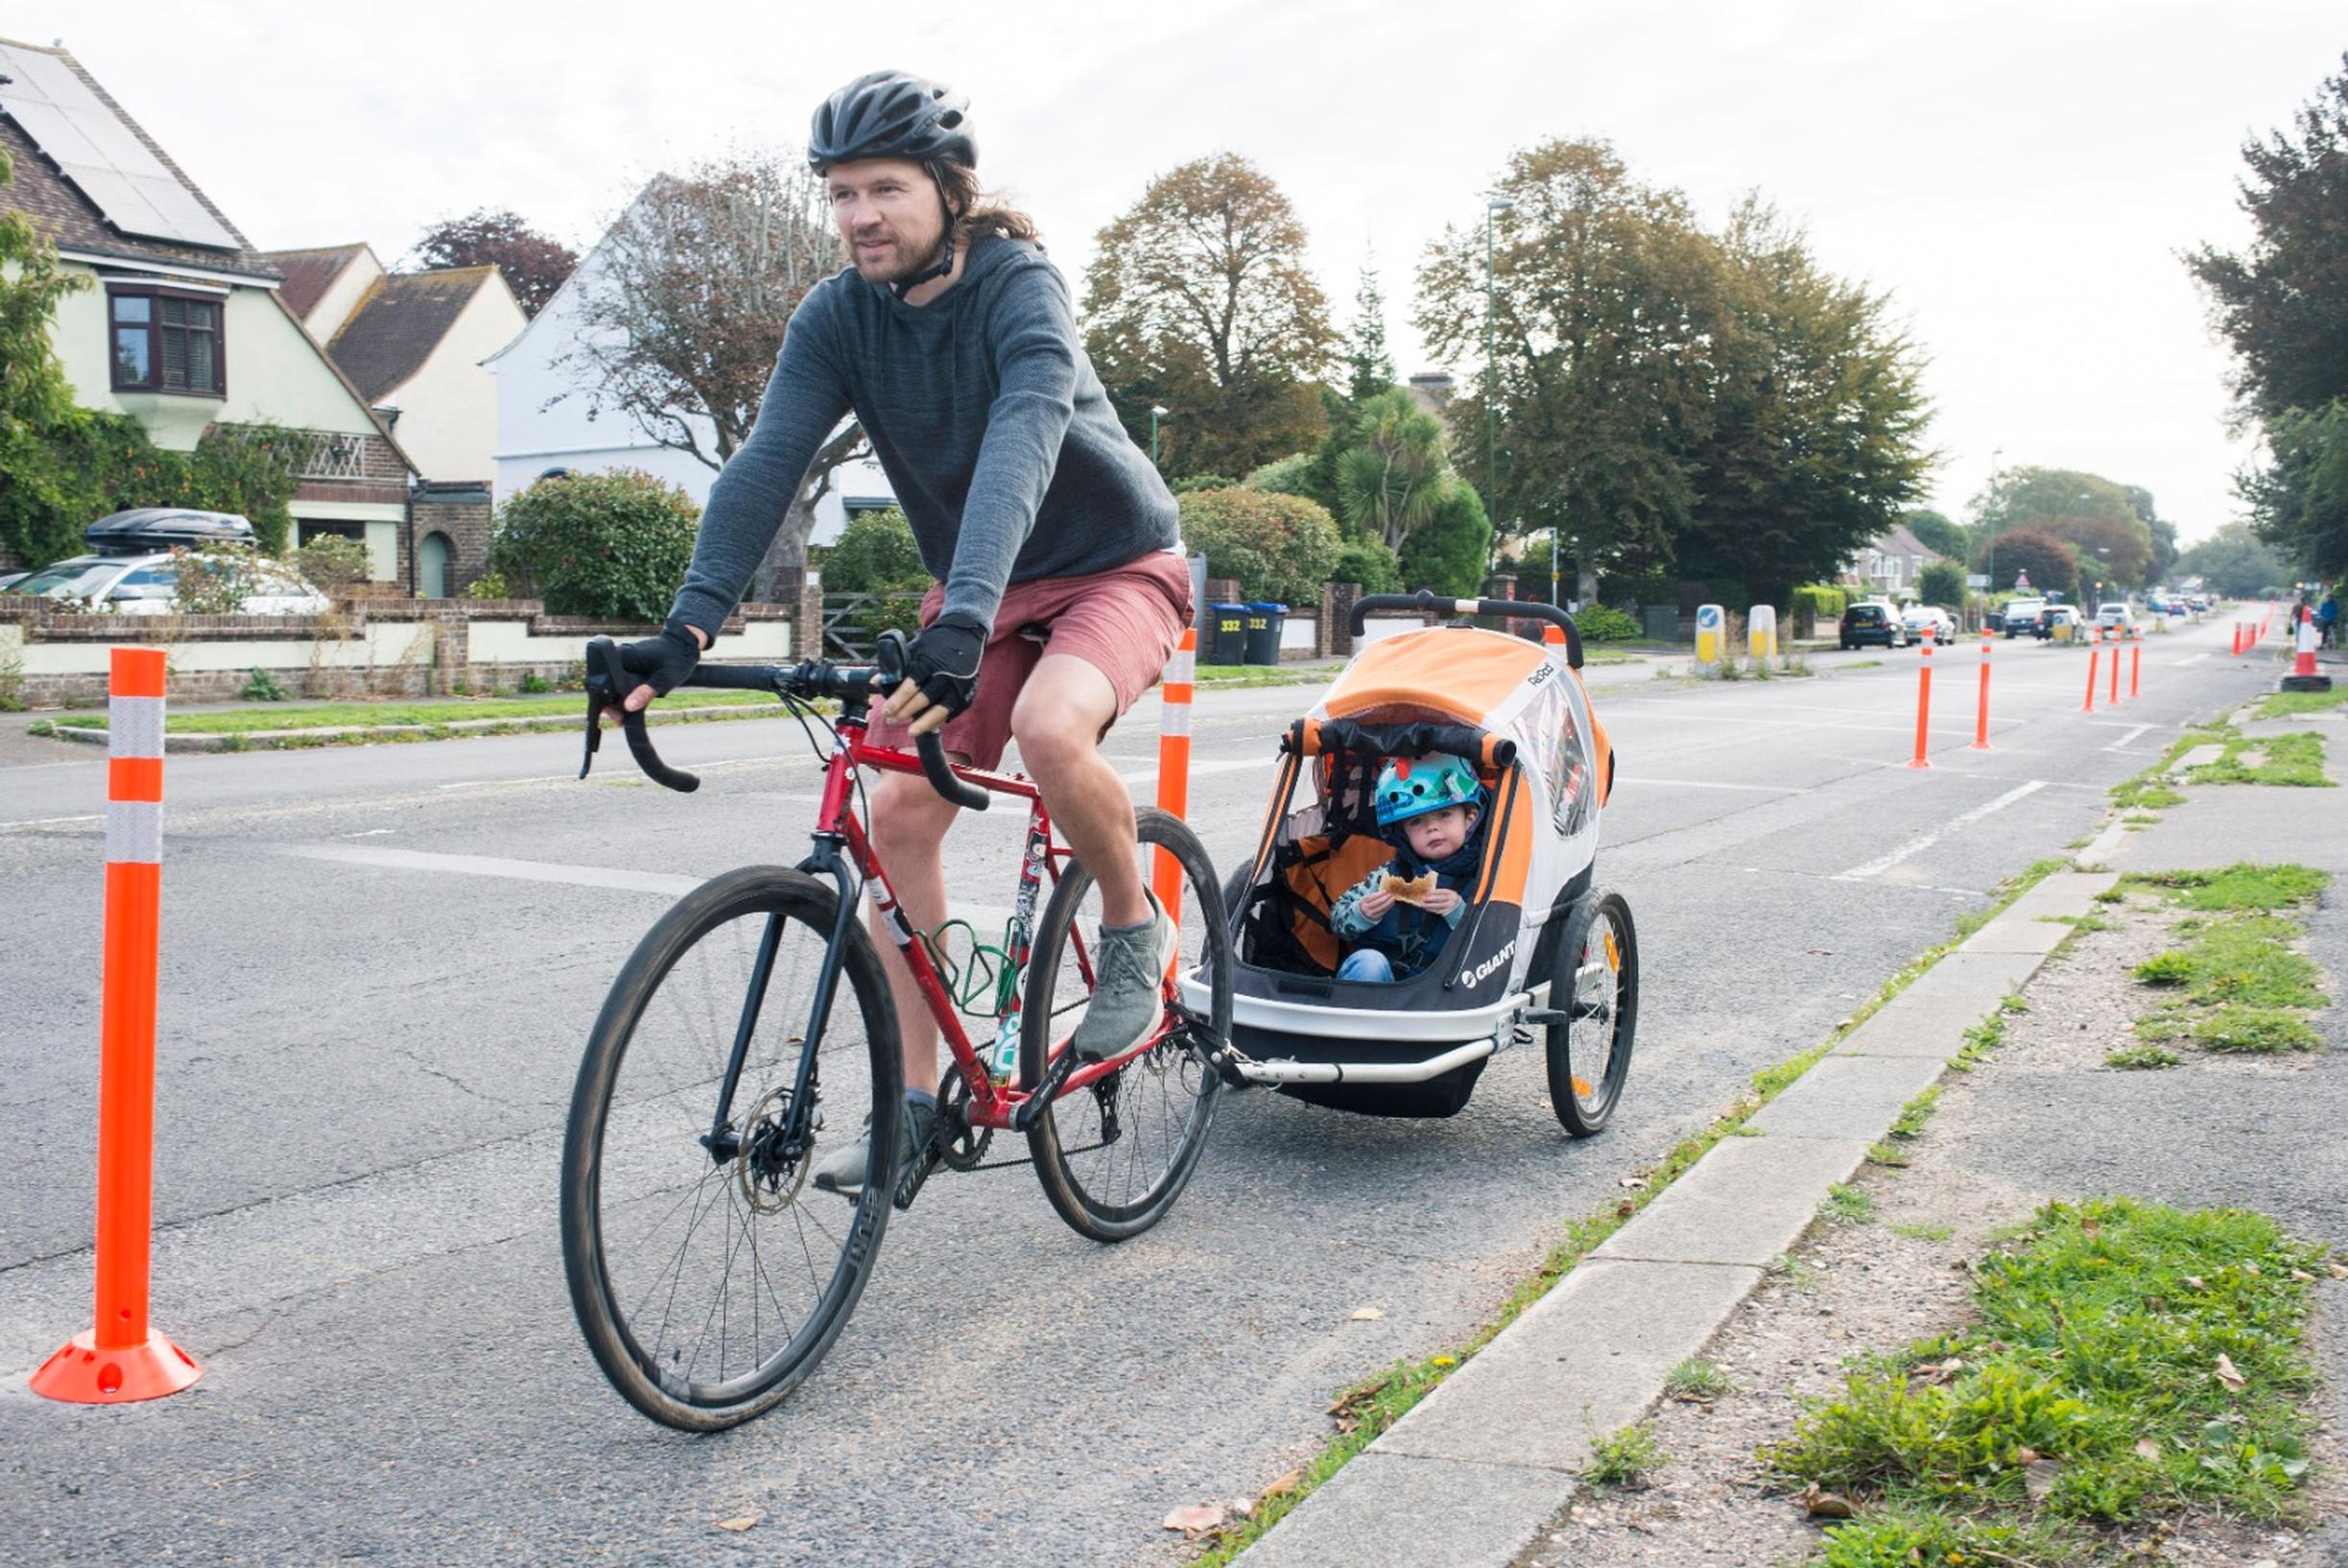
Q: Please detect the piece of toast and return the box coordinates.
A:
[1383,870,1438,906]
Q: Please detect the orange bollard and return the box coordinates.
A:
[1906,626,1935,769]
[2109,628,2122,704]
[1970,629,1993,750]
[2082,643,2099,713]
[2232,623,2242,655]
[31,648,200,1405]
[2129,628,2142,700]
[1150,628,1196,926]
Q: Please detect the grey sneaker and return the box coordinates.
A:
[811,1098,937,1200]
[1070,896,1180,1062]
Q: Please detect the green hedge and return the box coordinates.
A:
[1576,605,1640,641]
[488,469,699,622]
[1178,487,1341,606]
[1792,583,1848,620]
[0,414,300,565]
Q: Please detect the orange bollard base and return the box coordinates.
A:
[31,1326,201,1404]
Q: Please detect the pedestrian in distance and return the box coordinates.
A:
[608,70,1194,1197]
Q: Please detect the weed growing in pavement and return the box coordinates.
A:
[2255,685,2348,721]
[1844,658,1882,670]
[1891,1222,1955,1242]
[1950,1013,2006,1074]
[1762,1199,2327,1556]
[2194,1005,2323,1054]
[1866,1141,1910,1168]
[2190,730,2334,787]
[1822,1183,1875,1224]
[1810,1508,2076,1568]
[2121,863,2332,913]
[2045,912,2117,933]
[2003,988,2031,1013]
[1665,1360,1734,1402]
[1889,1087,1939,1141]
[2107,1043,2184,1069]
[2136,917,2324,1007]
[1585,1422,1668,1487]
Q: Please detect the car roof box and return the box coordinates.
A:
[83,509,256,555]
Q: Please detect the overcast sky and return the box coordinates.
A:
[15,1,2342,545]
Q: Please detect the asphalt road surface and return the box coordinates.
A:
[0,620,2277,1566]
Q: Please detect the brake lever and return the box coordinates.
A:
[581,637,701,793]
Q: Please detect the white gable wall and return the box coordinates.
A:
[303,248,385,341]
[377,273,528,483]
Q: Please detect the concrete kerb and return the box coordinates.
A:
[1231,867,2123,1568]
[34,702,774,751]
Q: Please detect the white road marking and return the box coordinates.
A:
[436,755,792,790]
[2102,725,2155,750]
[1116,755,1278,786]
[2176,653,2211,667]
[1835,781,2051,881]
[1619,777,1796,795]
[0,814,103,831]
[342,828,396,838]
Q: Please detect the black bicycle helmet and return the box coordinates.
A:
[808,70,976,174]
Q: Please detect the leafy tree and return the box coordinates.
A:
[2241,400,2348,582]
[560,154,865,591]
[1336,388,1449,549]
[2183,53,2348,420]
[1244,452,1319,499]
[1397,481,1493,598]
[411,207,579,316]
[1901,508,1966,560]
[1676,199,1933,607]
[488,469,700,621]
[2174,519,2296,597]
[1330,536,1402,593]
[1417,138,1725,603]
[818,508,928,593]
[2124,487,2180,583]
[1972,525,2077,601]
[1345,255,1396,403]
[1916,558,1968,611]
[1174,487,1341,606]
[1973,465,2155,586]
[1083,154,1336,478]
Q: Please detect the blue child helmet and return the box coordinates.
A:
[1373,753,1484,829]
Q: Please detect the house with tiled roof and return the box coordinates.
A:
[266,246,526,487]
[0,37,423,584]
[1840,520,1948,601]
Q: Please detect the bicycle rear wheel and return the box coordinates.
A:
[561,867,902,1430]
[1021,808,1231,1242]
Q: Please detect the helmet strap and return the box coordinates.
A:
[890,164,961,298]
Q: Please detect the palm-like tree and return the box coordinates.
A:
[1337,389,1450,550]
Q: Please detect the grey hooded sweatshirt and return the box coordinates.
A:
[668,234,1179,641]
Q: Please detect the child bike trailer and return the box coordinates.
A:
[1203,594,1637,1131]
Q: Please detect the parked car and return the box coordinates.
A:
[2096,603,2135,632]
[1839,602,1909,650]
[1900,604,1957,641]
[0,567,31,593]
[2001,597,2048,638]
[9,511,328,616]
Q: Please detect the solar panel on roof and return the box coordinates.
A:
[0,41,239,250]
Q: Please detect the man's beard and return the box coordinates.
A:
[857,229,947,285]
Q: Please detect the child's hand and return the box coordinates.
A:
[1359,890,1396,919]
[1420,889,1461,915]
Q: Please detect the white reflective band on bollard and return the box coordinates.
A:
[1166,647,1195,685]
[105,799,163,865]
[109,696,166,759]
[1160,701,1191,737]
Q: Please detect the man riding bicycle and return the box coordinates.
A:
[613,69,1193,1198]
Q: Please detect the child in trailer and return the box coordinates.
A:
[1329,753,1487,983]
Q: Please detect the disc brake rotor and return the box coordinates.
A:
[734,1082,811,1214]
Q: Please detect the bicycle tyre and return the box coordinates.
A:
[1021,808,1231,1243]
[1546,890,1639,1137]
[561,867,903,1430]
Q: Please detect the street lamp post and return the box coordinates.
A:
[1484,197,1512,582]
[1983,446,2004,590]
[1150,404,1169,468]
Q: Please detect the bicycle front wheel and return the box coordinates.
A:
[1021,808,1231,1243]
[561,867,902,1430]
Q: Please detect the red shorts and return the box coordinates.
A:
[865,551,1195,771]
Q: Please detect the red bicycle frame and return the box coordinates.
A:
[813,711,1175,1132]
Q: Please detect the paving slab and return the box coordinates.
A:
[2172,743,2227,770]
[2000,870,2121,924]
[1837,988,1984,1059]
[1230,1452,1575,1568]
[2119,783,2348,874]
[1745,1054,1950,1139]
[1592,1135,1871,1268]
[1898,948,2044,1002]
[1372,1259,1762,1472]
[1958,914,2073,955]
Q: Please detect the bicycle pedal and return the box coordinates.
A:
[892,1149,941,1211]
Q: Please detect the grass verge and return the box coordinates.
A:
[43,690,776,734]
[2122,864,2332,1061]
[1188,855,2077,1564]
[2254,686,2348,721]
[2188,730,2333,787]
[1763,1199,2330,1563]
